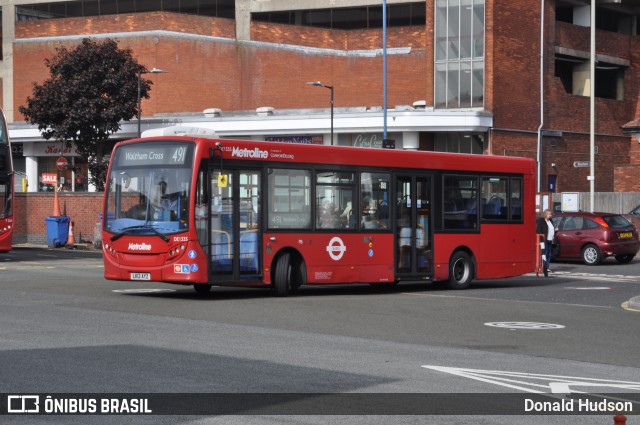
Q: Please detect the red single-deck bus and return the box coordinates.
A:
[0,109,14,252]
[102,136,536,295]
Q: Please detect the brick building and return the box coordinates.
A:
[1,0,640,198]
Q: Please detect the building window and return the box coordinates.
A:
[252,3,426,29]
[435,0,485,109]
[434,133,484,154]
[554,55,625,100]
[16,1,233,19]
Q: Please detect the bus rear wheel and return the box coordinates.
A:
[274,252,292,297]
[193,284,212,295]
[448,251,473,290]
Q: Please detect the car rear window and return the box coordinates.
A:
[603,215,632,228]
[584,219,599,229]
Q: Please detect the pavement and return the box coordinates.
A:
[625,296,640,312]
[12,242,96,251]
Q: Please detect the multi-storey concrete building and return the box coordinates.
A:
[2,0,640,193]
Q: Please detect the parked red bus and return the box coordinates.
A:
[0,109,13,252]
[102,136,536,295]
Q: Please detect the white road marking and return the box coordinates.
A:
[565,287,611,290]
[484,322,565,330]
[551,271,639,283]
[422,365,640,394]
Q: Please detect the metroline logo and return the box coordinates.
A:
[128,242,152,251]
[231,147,269,159]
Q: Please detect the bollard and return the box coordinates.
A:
[614,415,626,425]
[535,234,544,277]
[66,221,76,249]
[52,188,62,216]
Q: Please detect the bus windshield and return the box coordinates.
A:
[104,141,194,238]
[0,113,8,146]
[0,172,11,220]
[0,144,11,219]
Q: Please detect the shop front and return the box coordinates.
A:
[22,142,89,192]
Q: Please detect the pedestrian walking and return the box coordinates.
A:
[536,209,555,277]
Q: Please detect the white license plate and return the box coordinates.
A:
[130,272,151,281]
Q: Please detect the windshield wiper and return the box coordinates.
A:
[110,225,170,242]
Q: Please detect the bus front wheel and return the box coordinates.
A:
[274,253,292,297]
[448,251,473,290]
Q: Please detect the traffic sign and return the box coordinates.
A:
[56,156,68,170]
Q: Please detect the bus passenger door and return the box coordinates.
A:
[209,169,262,282]
[395,176,432,278]
[239,170,261,279]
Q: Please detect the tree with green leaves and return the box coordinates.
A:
[19,38,152,191]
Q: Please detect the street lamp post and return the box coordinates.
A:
[383,0,388,140]
[306,81,334,145]
[137,67,168,138]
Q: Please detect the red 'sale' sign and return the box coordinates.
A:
[42,173,58,184]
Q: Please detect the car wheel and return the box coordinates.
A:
[614,254,635,264]
[581,244,602,265]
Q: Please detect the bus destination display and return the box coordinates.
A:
[115,143,192,167]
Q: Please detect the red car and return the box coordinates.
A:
[550,212,640,265]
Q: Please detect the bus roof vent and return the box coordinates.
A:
[412,100,427,109]
[256,106,274,116]
[203,108,221,118]
[142,125,217,138]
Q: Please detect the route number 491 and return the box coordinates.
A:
[172,147,187,163]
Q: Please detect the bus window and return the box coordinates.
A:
[360,172,390,230]
[443,175,478,230]
[482,177,508,220]
[195,168,208,247]
[510,178,522,221]
[106,169,191,233]
[316,171,355,229]
[268,169,311,229]
[0,174,10,219]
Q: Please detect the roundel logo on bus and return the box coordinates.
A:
[326,237,347,261]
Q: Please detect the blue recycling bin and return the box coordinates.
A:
[45,216,70,247]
